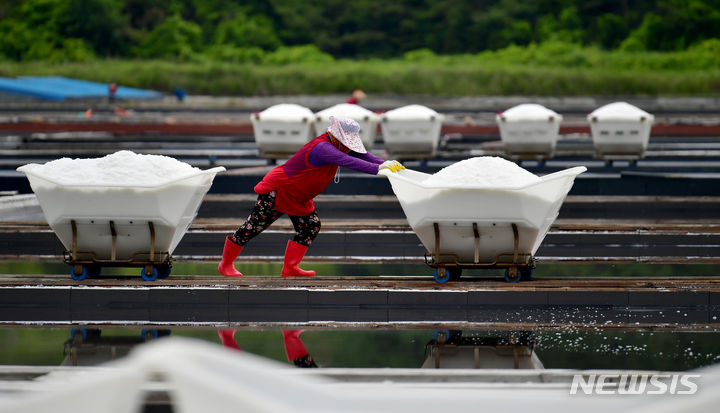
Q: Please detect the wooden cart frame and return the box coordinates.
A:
[63,219,173,281]
[424,222,536,283]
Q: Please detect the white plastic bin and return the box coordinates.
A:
[17,165,225,262]
[314,103,380,150]
[380,105,444,159]
[250,103,315,158]
[496,103,562,157]
[380,166,586,266]
[588,102,654,158]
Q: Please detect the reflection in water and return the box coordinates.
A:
[1,327,719,371]
[422,330,543,369]
[62,328,171,366]
[218,329,318,368]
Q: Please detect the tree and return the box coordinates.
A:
[135,14,202,59]
[56,0,128,57]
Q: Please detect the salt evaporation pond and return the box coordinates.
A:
[1,327,718,371]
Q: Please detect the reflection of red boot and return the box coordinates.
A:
[280,241,315,277]
[218,329,241,351]
[282,330,316,367]
[218,235,243,277]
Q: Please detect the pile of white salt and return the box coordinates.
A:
[422,156,540,188]
[18,151,200,186]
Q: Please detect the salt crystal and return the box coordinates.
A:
[17,150,200,186]
[383,104,439,120]
[422,156,540,188]
[258,103,314,121]
[500,103,561,122]
[315,103,378,120]
[589,102,654,122]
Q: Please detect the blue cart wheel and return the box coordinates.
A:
[157,264,171,279]
[141,329,160,341]
[71,328,88,342]
[141,267,159,281]
[86,264,101,278]
[71,266,87,281]
[434,329,451,344]
[520,267,533,281]
[448,267,462,281]
[504,268,521,283]
[434,268,451,283]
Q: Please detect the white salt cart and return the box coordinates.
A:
[380,105,444,160]
[496,103,562,161]
[314,103,380,151]
[250,103,316,160]
[588,102,654,164]
[17,165,225,281]
[380,166,586,282]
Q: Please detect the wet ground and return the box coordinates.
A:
[1,96,719,412]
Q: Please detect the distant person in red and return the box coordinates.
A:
[345,89,366,104]
[108,83,118,102]
[218,116,404,277]
[217,329,317,367]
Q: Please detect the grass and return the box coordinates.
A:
[0,48,718,96]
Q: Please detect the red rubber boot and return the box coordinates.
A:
[218,235,243,277]
[280,240,315,277]
[217,329,241,351]
[282,330,317,367]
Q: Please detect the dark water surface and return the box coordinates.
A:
[2,327,719,371]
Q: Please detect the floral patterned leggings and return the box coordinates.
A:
[231,191,321,247]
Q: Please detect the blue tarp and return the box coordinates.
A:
[0,76,164,101]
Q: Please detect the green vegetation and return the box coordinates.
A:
[2,0,719,61]
[0,44,718,96]
[0,1,717,95]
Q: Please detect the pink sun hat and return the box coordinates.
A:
[327,116,366,153]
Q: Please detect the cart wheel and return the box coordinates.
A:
[504,268,521,283]
[86,264,102,278]
[520,267,533,281]
[434,329,451,344]
[448,267,462,281]
[141,329,159,341]
[157,264,171,279]
[71,265,87,281]
[71,328,87,343]
[141,266,159,281]
[434,268,451,283]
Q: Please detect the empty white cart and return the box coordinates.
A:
[588,102,654,162]
[17,164,225,281]
[251,103,316,160]
[315,103,380,151]
[380,105,445,160]
[380,166,586,283]
[496,103,562,160]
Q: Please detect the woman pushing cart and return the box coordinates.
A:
[218,116,405,277]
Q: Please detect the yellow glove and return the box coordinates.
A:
[378,160,406,173]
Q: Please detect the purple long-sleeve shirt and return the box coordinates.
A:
[308,141,384,174]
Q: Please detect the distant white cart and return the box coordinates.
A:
[314,103,380,151]
[380,166,586,282]
[588,102,654,163]
[496,103,562,161]
[380,105,444,160]
[17,165,225,281]
[251,103,315,160]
